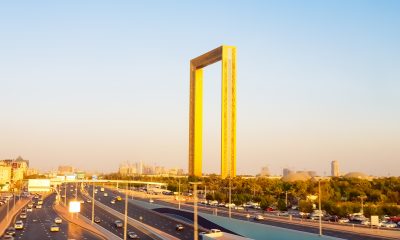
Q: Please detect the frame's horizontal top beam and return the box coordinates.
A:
[190,46,223,69]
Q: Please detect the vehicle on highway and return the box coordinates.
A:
[36,204,42,209]
[128,231,140,239]
[50,224,60,232]
[86,199,92,203]
[381,221,397,228]
[1,234,14,240]
[28,203,33,208]
[254,215,264,221]
[100,187,105,192]
[338,218,350,223]
[176,224,184,231]
[37,200,43,205]
[19,213,27,219]
[111,199,116,204]
[5,227,15,236]
[14,221,24,230]
[114,220,123,228]
[26,207,32,212]
[116,196,122,201]
[94,216,101,223]
[54,217,62,224]
[104,193,108,197]
[149,199,154,203]
[210,229,221,233]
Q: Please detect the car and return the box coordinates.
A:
[26,207,32,212]
[116,196,122,201]
[5,227,15,236]
[128,231,140,239]
[37,200,43,205]
[86,199,92,203]
[381,221,397,228]
[27,203,33,208]
[94,216,101,223]
[50,224,60,232]
[1,234,14,240]
[176,224,184,231]
[36,204,42,209]
[111,199,116,204]
[19,213,27,219]
[254,215,264,221]
[210,229,221,233]
[14,221,24,230]
[338,218,350,223]
[104,193,108,197]
[54,217,62,224]
[149,199,154,203]
[114,220,123,228]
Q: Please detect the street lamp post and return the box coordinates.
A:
[178,178,181,210]
[229,177,232,218]
[123,183,128,240]
[358,196,367,215]
[190,182,202,240]
[92,181,95,223]
[318,179,322,236]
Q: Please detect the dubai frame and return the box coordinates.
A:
[189,46,236,179]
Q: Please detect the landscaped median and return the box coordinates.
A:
[0,197,30,236]
[53,203,115,240]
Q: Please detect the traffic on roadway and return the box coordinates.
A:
[63,183,147,239]
[83,184,195,239]
[2,193,102,240]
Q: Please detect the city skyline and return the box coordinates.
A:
[1,1,399,176]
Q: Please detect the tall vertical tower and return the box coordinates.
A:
[189,46,237,179]
[331,160,339,177]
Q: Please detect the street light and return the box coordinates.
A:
[358,195,367,215]
[318,179,322,236]
[123,182,128,240]
[92,181,95,224]
[190,182,202,240]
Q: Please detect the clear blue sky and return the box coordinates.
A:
[1,1,399,176]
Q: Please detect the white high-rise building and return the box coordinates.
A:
[331,160,339,177]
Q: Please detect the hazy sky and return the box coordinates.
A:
[1,1,399,176]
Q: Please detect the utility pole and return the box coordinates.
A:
[64,183,67,206]
[228,177,232,218]
[285,191,288,209]
[92,181,95,223]
[123,183,128,240]
[190,182,202,240]
[318,180,322,236]
[178,178,181,210]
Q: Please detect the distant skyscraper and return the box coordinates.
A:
[331,160,339,177]
[260,166,270,177]
[283,168,292,177]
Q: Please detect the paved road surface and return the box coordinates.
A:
[7,193,101,240]
[85,185,194,240]
[64,183,153,240]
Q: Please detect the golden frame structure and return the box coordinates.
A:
[189,46,236,179]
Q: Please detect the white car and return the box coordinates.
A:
[54,217,62,224]
[14,220,24,230]
[381,221,397,228]
[338,218,349,223]
[254,215,264,221]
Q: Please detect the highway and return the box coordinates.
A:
[84,185,195,240]
[64,183,153,240]
[6,193,102,240]
[0,195,22,222]
[127,192,396,240]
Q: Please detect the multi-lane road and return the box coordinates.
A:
[63,183,153,240]
[82,185,195,240]
[5,193,102,240]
